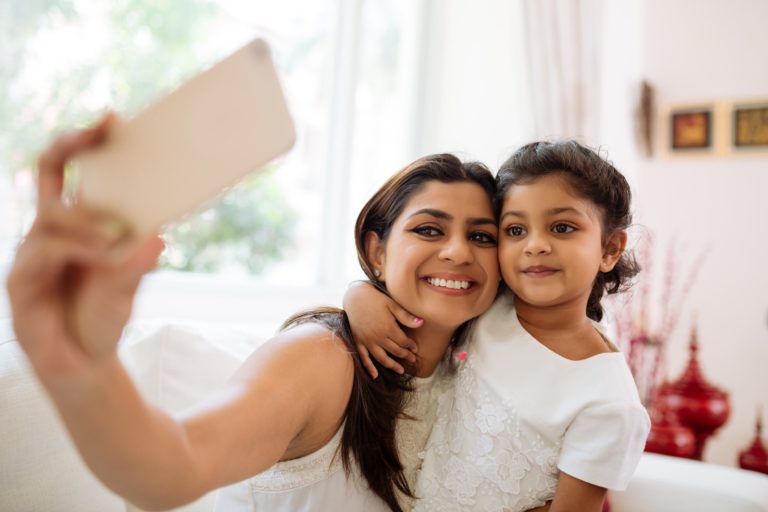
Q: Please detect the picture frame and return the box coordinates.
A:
[671,108,712,150]
[733,102,768,148]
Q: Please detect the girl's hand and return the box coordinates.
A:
[342,280,422,378]
[6,114,165,381]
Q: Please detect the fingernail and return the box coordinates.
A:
[413,316,423,324]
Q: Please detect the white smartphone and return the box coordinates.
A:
[74,38,296,239]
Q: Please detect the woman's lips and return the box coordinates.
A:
[423,274,477,295]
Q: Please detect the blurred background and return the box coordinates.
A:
[0,0,766,469]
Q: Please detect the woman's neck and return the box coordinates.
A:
[405,322,455,378]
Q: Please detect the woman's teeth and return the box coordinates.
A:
[427,277,471,290]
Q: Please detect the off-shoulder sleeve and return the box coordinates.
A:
[557,401,651,490]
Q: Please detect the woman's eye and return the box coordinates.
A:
[470,232,497,246]
[413,226,442,237]
[506,225,526,237]
[552,223,575,234]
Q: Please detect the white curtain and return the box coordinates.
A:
[522,0,605,142]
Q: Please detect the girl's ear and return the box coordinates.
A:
[364,231,386,281]
[600,230,628,272]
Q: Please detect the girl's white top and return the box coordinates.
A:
[215,368,448,512]
[413,292,651,512]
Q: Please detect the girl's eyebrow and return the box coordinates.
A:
[408,208,496,226]
[501,206,586,221]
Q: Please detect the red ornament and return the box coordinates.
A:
[738,409,768,475]
[657,326,730,460]
[645,381,697,458]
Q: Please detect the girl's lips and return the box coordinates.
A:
[522,266,558,277]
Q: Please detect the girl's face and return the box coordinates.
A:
[498,174,620,310]
[368,180,500,331]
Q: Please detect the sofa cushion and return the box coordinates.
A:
[0,319,266,512]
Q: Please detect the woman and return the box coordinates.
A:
[6,115,500,511]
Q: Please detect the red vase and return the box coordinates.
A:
[738,410,768,475]
[645,385,697,458]
[658,326,730,460]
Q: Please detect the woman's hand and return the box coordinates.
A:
[6,114,164,380]
[342,280,422,378]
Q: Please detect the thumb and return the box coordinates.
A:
[107,235,165,290]
[388,302,423,329]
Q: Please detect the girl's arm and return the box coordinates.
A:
[6,119,352,510]
[342,280,422,378]
[548,472,606,512]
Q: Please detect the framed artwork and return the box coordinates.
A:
[671,109,712,150]
[733,103,768,148]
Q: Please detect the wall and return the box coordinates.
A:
[635,0,768,465]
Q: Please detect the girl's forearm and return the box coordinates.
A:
[41,355,206,510]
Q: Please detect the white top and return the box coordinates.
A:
[215,369,448,512]
[413,293,650,512]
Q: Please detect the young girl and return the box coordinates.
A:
[344,140,651,511]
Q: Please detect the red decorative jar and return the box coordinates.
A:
[645,381,697,458]
[657,326,730,460]
[738,410,768,475]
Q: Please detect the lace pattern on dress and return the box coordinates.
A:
[249,426,344,492]
[414,358,560,512]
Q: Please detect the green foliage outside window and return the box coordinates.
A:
[1,0,296,274]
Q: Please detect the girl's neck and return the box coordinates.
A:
[405,322,455,378]
[513,294,593,339]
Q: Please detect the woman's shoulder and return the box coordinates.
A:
[257,320,352,370]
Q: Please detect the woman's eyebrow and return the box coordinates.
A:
[468,217,497,227]
[408,208,451,220]
[408,209,495,227]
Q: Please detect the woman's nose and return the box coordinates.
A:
[439,235,474,264]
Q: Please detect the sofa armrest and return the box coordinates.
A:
[610,452,768,512]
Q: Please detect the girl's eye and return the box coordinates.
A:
[469,231,497,246]
[552,223,575,234]
[412,226,442,237]
[506,225,526,237]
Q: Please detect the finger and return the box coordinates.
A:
[34,206,126,248]
[382,338,416,363]
[8,234,109,292]
[386,326,419,355]
[37,113,115,211]
[356,344,378,379]
[103,235,165,292]
[388,302,423,329]
[371,346,404,375]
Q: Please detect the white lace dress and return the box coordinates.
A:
[413,293,650,511]
[215,369,448,511]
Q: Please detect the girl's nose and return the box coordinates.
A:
[524,231,551,256]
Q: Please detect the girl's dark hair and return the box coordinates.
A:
[282,154,495,512]
[495,140,639,322]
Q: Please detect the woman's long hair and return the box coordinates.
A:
[282,154,496,511]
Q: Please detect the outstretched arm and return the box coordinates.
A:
[342,280,422,378]
[6,118,352,510]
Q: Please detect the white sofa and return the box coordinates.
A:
[2,319,767,512]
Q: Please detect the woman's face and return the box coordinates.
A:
[369,180,499,331]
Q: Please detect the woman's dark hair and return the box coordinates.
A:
[495,140,639,322]
[282,154,495,511]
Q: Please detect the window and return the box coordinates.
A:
[0,0,424,296]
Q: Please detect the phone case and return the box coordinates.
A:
[74,38,296,238]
